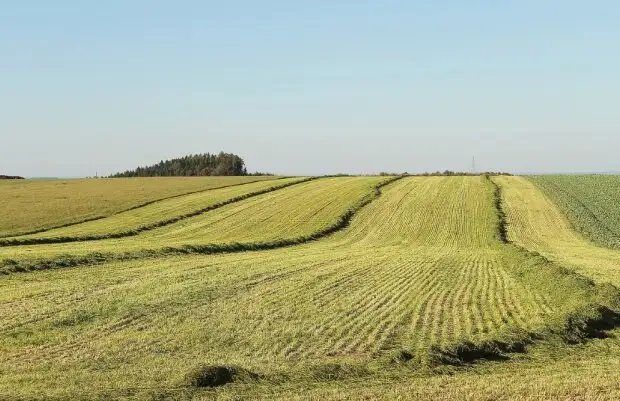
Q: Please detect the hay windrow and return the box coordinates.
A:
[0,175,405,274]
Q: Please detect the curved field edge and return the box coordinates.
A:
[4,176,620,375]
[0,177,310,247]
[2,175,620,399]
[0,176,284,240]
[242,177,620,374]
[497,176,620,287]
[378,176,620,370]
[0,176,404,274]
[528,175,620,250]
[491,178,619,335]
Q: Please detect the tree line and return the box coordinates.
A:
[111,152,251,177]
[374,171,512,176]
[411,171,512,176]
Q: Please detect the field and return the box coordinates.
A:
[496,176,620,285]
[0,177,306,245]
[530,175,620,249]
[0,176,278,238]
[2,175,620,400]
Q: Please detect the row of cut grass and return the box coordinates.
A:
[0,177,305,245]
[0,176,394,266]
[4,176,617,399]
[495,176,620,286]
[0,176,277,238]
[529,175,620,249]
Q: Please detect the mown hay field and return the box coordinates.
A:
[0,176,278,238]
[496,176,620,286]
[1,177,305,244]
[2,175,620,400]
[0,176,387,263]
[530,175,620,249]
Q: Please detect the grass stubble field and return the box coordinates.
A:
[1,174,620,400]
[0,176,279,239]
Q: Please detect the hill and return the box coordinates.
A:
[1,175,620,400]
[111,152,248,177]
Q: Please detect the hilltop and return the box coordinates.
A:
[111,152,249,177]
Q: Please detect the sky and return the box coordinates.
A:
[1,1,619,177]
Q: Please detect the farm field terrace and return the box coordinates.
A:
[1,175,620,400]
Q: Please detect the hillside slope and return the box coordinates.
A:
[496,176,620,285]
[2,176,615,399]
[0,176,275,238]
[530,175,620,249]
[0,176,387,262]
[2,177,301,243]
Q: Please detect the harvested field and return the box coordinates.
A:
[1,175,620,400]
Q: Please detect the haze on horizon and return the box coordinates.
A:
[1,1,619,178]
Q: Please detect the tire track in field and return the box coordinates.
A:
[345,260,439,355]
[430,257,466,345]
[331,260,427,355]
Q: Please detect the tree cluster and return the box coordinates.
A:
[0,175,24,180]
[412,171,512,177]
[111,152,248,177]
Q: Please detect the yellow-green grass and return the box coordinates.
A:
[332,176,498,249]
[2,176,619,400]
[216,338,620,400]
[2,176,597,400]
[530,175,620,249]
[495,176,620,286]
[3,177,302,242]
[0,177,386,262]
[0,176,278,238]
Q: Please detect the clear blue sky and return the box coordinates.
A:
[2,1,619,177]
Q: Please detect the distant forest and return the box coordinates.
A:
[111,153,252,177]
[0,175,24,180]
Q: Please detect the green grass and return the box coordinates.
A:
[529,175,620,249]
[0,176,278,238]
[0,176,389,263]
[1,177,304,244]
[2,176,619,400]
[496,176,620,286]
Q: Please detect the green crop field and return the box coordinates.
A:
[496,176,620,286]
[530,175,620,249]
[2,175,620,400]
